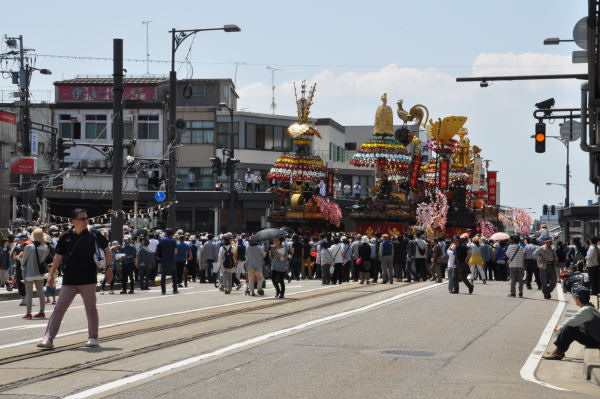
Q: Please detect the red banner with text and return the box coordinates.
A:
[487,171,497,205]
[438,159,449,190]
[409,156,422,188]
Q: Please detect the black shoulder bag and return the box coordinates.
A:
[33,242,48,275]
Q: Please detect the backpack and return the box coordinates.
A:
[237,241,246,261]
[381,241,393,257]
[222,246,235,269]
[416,240,426,256]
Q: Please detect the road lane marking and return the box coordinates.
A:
[519,288,568,391]
[64,283,441,399]
[0,285,305,319]
[0,284,339,350]
[0,324,46,332]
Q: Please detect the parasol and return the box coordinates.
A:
[490,232,510,241]
[252,228,286,242]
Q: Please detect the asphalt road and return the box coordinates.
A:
[0,278,597,399]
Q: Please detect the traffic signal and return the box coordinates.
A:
[535,122,546,153]
[57,138,73,160]
[225,158,240,176]
[57,138,65,159]
[551,205,556,215]
[543,204,548,215]
[209,157,222,175]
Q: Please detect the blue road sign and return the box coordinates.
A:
[155,191,166,202]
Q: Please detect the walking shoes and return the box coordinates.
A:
[542,349,565,360]
[36,339,54,350]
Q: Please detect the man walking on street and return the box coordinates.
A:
[506,235,525,297]
[37,209,111,350]
[534,240,558,300]
[156,228,178,295]
[202,234,218,283]
[524,238,541,290]
[451,236,473,295]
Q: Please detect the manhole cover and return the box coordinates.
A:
[383,350,435,358]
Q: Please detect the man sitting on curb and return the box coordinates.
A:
[543,287,600,360]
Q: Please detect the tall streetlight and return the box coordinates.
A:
[166,24,240,227]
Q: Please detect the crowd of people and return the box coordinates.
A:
[0,209,599,353]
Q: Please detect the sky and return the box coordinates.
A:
[0,0,592,218]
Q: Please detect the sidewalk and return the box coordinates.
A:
[0,274,171,302]
[536,289,600,395]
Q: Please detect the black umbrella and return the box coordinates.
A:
[252,228,286,242]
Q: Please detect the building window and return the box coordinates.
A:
[217,122,239,148]
[138,115,159,140]
[264,125,274,150]
[246,123,290,151]
[123,120,133,139]
[329,142,345,162]
[345,142,357,151]
[192,83,205,96]
[177,167,213,190]
[59,114,81,139]
[85,114,107,139]
[180,120,214,144]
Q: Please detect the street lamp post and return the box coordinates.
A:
[219,103,236,231]
[166,24,240,228]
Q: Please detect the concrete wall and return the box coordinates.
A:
[63,172,138,191]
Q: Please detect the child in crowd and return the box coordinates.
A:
[44,269,57,305]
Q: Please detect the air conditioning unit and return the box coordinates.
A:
[124,114,134,122]
[79,159,94,168]
[92,159,106,169]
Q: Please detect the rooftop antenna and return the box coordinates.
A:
[228,61,246,87]
[141,20,151,74]
[267,66,283,114]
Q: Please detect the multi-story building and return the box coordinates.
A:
[26,76,421,234]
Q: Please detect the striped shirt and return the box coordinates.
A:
[506,244,525,268]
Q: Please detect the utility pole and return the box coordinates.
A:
[111,39,124,244]
[266,66,282,114]
[142,20,151,74]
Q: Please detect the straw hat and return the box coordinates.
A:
[32,228,44,242]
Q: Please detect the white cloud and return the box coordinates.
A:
[237,53,595,215]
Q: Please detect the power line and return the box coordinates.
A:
[29,54,586,70]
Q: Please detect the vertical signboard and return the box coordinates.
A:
[438,159,449,190]
[487,171,497,205]
[471,156,482,192]
[327,171,334,197]
[31,130,39,155]
[0,111,17,231]
[409,156,422,188]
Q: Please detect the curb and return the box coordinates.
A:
[584,348,600,383]
[592,367,600,387]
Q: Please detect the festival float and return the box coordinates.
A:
[416,116,500,238]
[266,81,342,234]
[347,94,427,236]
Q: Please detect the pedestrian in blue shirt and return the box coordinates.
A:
[156,228,178,295]
[175,235,191,288]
